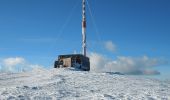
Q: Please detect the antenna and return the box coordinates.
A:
[82,0,86,56]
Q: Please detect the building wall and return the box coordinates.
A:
[63,58,71,67]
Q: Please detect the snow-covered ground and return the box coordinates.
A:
[0,68,170,100]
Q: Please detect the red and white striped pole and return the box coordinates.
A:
[82,0,86,56]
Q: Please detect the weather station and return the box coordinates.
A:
[54,0,90,71]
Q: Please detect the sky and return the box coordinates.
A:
[0,0,170,79]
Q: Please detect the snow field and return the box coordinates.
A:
[0,68,170,100]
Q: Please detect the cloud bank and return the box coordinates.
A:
[104,41,116,53]
[0,57,43,73]
[89,52,163,75]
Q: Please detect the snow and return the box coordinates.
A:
[0,68,170,100]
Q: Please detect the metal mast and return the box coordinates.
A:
[82,0,86,56]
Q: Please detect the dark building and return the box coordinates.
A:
[54,54,90,71]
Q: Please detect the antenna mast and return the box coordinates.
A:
[82,0,86,56]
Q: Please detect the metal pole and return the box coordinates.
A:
[82,0,86,56]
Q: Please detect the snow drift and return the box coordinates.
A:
[0,68,170,100]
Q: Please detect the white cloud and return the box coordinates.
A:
[104,41,116,53]
[0,57,43,72]
[3,57,25,67]
[89,52,163,75]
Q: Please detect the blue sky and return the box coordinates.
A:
[0,0,170,78]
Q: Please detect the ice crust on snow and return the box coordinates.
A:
[0,67,170,100]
